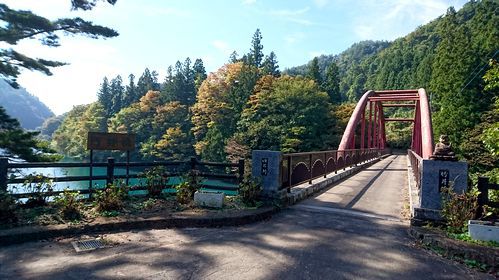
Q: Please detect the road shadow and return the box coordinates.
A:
[302,155,403,213]
[0,207,485,279]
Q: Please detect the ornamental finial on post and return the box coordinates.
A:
[430,134,457,161]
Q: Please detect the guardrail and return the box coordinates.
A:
[280,148,389,190]
[407,149,423,189]
[476,176,499,218]
[0,157,244,198]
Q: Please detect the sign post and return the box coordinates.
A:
[87,132,136,195]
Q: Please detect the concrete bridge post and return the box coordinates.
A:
[413,160,468,221]
[251,150,282,199]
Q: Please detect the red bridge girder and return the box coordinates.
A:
[338,89,434,159]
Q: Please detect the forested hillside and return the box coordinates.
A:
[285,40,391,101]
[51,0,498,182]
[0,79,54,130]
[287,0,498,150]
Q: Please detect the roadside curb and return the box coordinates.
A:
[408,226,499,271]
[0,206,278,246]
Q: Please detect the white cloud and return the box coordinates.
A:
[353,0,455,40]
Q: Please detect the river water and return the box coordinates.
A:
[8,161,238,196]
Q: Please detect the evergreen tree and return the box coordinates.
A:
[307,57,322,85]
[137,68,159,97]
[182,58,196,106]
[0,2,118,87]
[262,51,281,77]
[122,73,138,107]
[160,66,175,103]
[172,61,186,104]
[248,29,264,68]
[97,77,113,118]
[229,51,239,63]
[70,0,117,10]
[193,58,207,90]
[109,75,124,115]
[322,62,341,103]
[430,7,483,146]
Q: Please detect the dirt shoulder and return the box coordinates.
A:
[0,197,277,246]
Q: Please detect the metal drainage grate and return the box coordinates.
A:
[72,239,106,252]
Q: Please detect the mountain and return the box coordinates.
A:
[284,40,391,100]
[0,79,54,130]
[285,0,499,146]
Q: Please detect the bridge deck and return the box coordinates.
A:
[296,154,407,220]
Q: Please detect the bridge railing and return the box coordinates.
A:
[407,149,423,189]
[280,148,389,189]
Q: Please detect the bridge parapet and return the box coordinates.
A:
[252,148,390,198]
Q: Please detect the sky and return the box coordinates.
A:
[2,0,467,115]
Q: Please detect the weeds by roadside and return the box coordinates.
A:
[54,188,83,221]
[94,181,129,212]
[420,242,494,274]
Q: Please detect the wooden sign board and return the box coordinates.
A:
[87,132,135,151]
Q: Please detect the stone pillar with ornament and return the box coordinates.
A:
[414,135,468,221]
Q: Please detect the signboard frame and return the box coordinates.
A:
[87,132,136,151]
[87,132,136,195]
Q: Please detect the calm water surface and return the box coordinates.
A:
[9,159,238,196]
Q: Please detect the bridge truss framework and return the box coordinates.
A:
[338,89,434,159]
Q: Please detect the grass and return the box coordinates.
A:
[422,223,499,248]
[446,231,499,248]
[422,243,492,273]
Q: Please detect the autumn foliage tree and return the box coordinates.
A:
[234,75,335,153]
[52,102,107,159]
[192,63,247,161]
[107,91,194,160]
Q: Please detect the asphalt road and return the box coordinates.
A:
[0,155,492,279]
[296,154,407,220]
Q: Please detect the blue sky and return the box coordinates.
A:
[2,0,466,114]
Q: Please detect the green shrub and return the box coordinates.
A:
[175,182,194,204]
[441,185,479,233]
[239,177,262,206]
[94,182,128,212]
[0,190,17,223]
[175,170,201,204]
[142,167,167,197]
[20,173,54,208]
[54,188,83,220]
